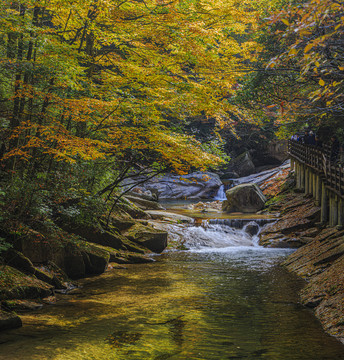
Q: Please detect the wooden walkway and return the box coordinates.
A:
[288,140,344,200]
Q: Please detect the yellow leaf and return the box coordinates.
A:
[319,79,325,86]
[304,43,314,53]
[281,19,290,26]
[288,48,298,56]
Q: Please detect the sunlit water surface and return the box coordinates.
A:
[0,245,344,360]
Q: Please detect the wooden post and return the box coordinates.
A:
[305,168,309,194]
[295,162,300,188]
[312,171,317,198]
[329,195,333,226]
[321,184,328,224]
[309,170,313,195]
[315,175,321,206]
[329,195,338,227]
[300,164,305,191]
[338,198,344,227]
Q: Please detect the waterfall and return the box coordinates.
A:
[213,185,227,201]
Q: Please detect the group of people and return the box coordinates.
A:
[291,130,342,164]
[290,130,322,147]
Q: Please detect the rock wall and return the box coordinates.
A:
[283,228,344,343]
[266,140,288,162]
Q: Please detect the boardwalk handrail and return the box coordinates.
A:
[288,140,344,199]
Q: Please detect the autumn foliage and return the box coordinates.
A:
[266,0,344,127]
[0,0,266,228]
[0,0,261,174]
[1,0,341,228]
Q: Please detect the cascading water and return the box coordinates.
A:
[175,219,272,250]
[213,184,227,201]
[182,223,258,249]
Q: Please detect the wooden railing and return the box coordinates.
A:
[288,140,344,199]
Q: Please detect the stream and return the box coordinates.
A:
[0,220,344,359]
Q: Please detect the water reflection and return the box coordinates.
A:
[0,249,343,360]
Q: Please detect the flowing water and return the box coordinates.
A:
[213,185,227,201]
[0,223,344,360]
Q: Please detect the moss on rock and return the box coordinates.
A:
[123,223,167,253]
[0,266,52,300]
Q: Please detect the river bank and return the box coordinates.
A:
[259,190,344,343]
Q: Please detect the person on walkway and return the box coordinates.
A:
[315,135,323,148]
[308,131,316,145]
[330,135,340,163]
[302,130,310,144]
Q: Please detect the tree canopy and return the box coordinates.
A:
[1,0,342,226]
[0,0,262,175]
[234,0,344,138]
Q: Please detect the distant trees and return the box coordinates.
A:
[233,0,344,139]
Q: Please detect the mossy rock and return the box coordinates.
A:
[0,310,22,331]
[0,266,52,300]
[113,197,150,219]
[3,249,36,274]
[123,223,167,253]
[124,195,165,211]
[2,300,43,312]
[86,243,153,264]
[62,241,110,279]
[5,223,111,280]
[59,223,127,250]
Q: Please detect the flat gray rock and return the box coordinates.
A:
[145,211,193,223]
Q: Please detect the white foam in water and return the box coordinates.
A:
[183,223,259,251]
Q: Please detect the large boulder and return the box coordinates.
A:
[126,172,222,200]
[0,266,53,301]
[10,228,111,280]
[2,250,65,288]
[0,311,22,331]
[222,183,267,213]
[224,151,256,177]
[123,223,168,253]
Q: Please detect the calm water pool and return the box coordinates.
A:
[0,247,343,360]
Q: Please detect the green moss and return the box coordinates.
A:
[265,193,287,207]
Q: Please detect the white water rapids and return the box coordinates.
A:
[159,219,273,251]
[181,223,258,249]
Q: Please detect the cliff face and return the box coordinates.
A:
[259,191,344,343]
